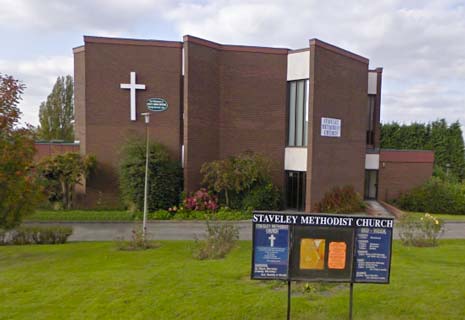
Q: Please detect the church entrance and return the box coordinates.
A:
[364,170,378,200]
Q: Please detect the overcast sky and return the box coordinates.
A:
[1,0,465,132]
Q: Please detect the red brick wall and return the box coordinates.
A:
[306,40,369,211]
[75,37,183,207]
[183,36,288,192]
[218,49,287,188]
[378,150,434,201]
[34,143,79,162]
[183,40,220,192]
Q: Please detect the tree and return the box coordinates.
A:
[37,152,96,209]
[37,75,74,141]
[0,74,40,229]
[381,119,465,180]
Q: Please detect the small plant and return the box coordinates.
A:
[184,188,219,212]
[116,226,159,251]
[7,226,73,245]
[313,185,365,213]
[193,221,239,260]
[398,213,444,247]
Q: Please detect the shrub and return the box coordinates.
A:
[398,213,444,247]
[8,226,72,245]
[147,209,174,220]
[183,188,218,211]
[200,151,280,210]
[393,177,465,214]
[241,183,281,211]
[193,221,239,260]
[147,208,251,220]
[214,207,253,220]
[119,138,183,211]
[313,185,365,213]
[0,228,6,244]
[116,226,159,251]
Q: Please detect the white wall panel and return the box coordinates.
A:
[287,51,310,81]
[368,72,377,94]
[285,147,307,171]
[365,154,380,170]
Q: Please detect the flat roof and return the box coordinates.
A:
[73,35,375,64]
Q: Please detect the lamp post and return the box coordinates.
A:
[141,112,151,240]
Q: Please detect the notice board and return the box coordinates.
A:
[251,212,393,284]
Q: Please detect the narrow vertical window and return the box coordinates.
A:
[367,95,376,145]
[295,81,304,146]
[287,79,309,147]
[303,79,309,146]
[288,82,296,146]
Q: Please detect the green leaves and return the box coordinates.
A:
[381,119,465,180]
[37,75,74,141]
[0,74,39,230]
[37,152,96,209]
[119,138,182,211]
[200,152,279,209]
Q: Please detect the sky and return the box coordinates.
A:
[1,0,465,132]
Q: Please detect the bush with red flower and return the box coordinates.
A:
[183,188,219,212]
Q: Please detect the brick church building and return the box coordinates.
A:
[72,35,433,211]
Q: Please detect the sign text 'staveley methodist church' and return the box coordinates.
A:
[252,213,394,228]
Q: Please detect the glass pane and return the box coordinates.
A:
[288,82,296,146]
[368,96,375,131]
[296,81,304,146]
[303,80,309,146]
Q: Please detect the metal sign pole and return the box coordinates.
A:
[349,282,354,320]
[141,113,151,241]
[287,280,291,320]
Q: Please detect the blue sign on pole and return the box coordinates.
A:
[354,227,392,283]
[252,224,289,280]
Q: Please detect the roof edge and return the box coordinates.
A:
[83,36,183,48]
[183,35,289,55]
[310,39,369,64]
[73,45,85,53]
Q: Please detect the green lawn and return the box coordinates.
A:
[25,209,252,222]
[1,240,464,319]
[408,212,465,221]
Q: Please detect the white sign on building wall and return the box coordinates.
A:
[321,117,341,137]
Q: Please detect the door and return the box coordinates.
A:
[364,170,378,200]
[286,171,306,211]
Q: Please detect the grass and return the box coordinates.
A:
[408,212,465,221]
[25,210,252,222]
[25,210,136,221]
[0,240,464,319]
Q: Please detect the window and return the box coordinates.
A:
[288,79,309,146]
[286,171,306,211]
[367,95,376,145]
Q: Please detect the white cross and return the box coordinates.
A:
[120,71,146,121]
[268,234,276,247]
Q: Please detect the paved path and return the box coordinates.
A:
[23,220,465,241]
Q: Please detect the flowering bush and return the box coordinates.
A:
[183,188,219,212]
[398,213,444,247]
